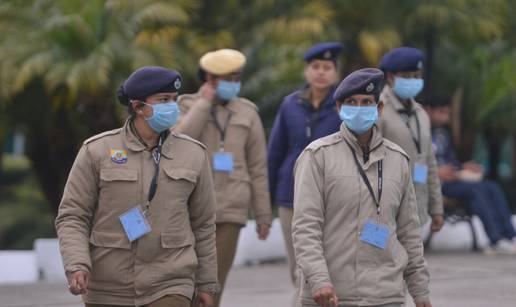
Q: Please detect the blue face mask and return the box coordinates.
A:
[144,101,180,133]
[392,77,424,100]
[217,80,241,101]
[339,105,378,135]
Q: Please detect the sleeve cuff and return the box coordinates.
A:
[255,213,273,225]
[307,273,333,297]
[197,282,221,295]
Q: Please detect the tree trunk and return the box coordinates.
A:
[423,25,436,98]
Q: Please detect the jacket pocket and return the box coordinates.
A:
[152,231,197,282]
[98,169,139,210]
[163,168,198,184]
[89,230,131,284]
[100,168,138,182]
[89,230,131,250]
[161,231,194,248]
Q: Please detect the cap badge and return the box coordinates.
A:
[174,78,181,90]
[417,60,423,69]
[323,50,332,59]
[366,82,374,93]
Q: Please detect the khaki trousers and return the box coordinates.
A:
[279,206,298,286]
[85,294,191,307]
[214,222,242,307]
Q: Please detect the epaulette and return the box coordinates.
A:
[83,128,122,145]
[383,139,410,161]
[304,132,342,152]
[171,131,207,149]
[236,97,259,111]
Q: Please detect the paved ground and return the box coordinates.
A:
[1,252,515,307]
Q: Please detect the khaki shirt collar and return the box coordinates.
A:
[339,123,384,169]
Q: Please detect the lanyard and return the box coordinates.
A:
[145,131,166,213]
[345,141,383,217]
[211,107,233,151]
[398,109,421,154]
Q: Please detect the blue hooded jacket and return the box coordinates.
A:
[267,86,341,208]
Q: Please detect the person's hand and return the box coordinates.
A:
[415,298,433,307]
[463,160,483,174]
[256,223,270,240]
[193,291,214,307]
[438,164,458,182]
[430,214,444,232]
[66,270,89,295]
[199,82,217,103]
[313,286,338,307]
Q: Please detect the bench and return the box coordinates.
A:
[424,197,479,251]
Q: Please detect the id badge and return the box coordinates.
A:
[213,152,234,173]
[413,163,428,184]
[360,220,390,250]
[119,206,152,242]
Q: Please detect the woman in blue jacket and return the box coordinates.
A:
[267,42,343,289]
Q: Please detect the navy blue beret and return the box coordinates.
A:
[303,42,343,62]
[117,66,181,105]
[333,68,384,102]
[379,47,424,72]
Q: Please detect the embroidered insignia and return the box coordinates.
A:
[111,149,128,164]
[174,78,181,90]
[323,50,332,59]
[366,82,374,93]
[417,60,423,69]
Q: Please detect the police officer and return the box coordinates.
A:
[175,49,272,307]
[378,47,444,231]
[55,66,219,307]
[267,42,342,288]
[292,68,431,307]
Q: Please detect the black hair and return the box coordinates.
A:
[117,84,138,117]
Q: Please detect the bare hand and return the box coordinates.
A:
[256,223,270,240]
[415,298,433,307]
[66,270,89,295]
[463,160,483,174]
[431,214,444,232]
[199,82,217,103]
[438,164,458,182]
[313,286,338,307]
[193,291,214,307]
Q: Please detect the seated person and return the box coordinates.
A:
[425,96,516,254]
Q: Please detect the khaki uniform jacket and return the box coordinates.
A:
[175,93,272,226]
[292,124,429,306]
[379,85,443,225]
[55,120,218,306]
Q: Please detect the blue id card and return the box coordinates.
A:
[119,207,151,242]
[413,163,428,184]
[213,152,234,173]
[360,221,390,250]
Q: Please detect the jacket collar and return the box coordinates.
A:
[297,85,337,111]
[121,118,146,152]
[121,118,175,160]
[339,123,384,169]
[381,84,416,114]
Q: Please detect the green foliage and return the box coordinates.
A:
[0,155,54,250]
[0,0,515,222]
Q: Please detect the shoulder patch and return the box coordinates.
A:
[305,132,342,152]
[170,132,206,149]
[383,139,410,161]
[84,128,122,145]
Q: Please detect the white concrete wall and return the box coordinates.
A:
[0,251,37,284]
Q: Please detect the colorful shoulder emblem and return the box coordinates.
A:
[110,149,128,164]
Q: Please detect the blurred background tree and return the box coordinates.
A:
[0,0,515,249]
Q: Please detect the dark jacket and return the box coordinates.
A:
[267,86,341,207]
